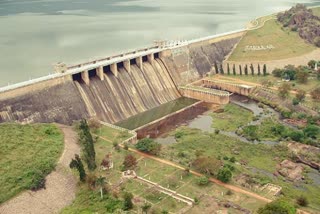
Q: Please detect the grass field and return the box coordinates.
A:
[162,127,320,212]
[312,7,320,16]
[210,103,253,131]
[63,124,267,213]
[0,123,63,204]
[228,19,316,61]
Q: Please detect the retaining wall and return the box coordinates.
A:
[135,101,208,139]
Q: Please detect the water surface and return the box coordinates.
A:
[1,0,320,86]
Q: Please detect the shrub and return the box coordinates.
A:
[226,190,233,195]
[193,157,222,176]
[175,131,184,139]
[217,167,232,183]
[258,198,296,214]
[310,88,320,101]
[29,170,46,191]
[296,195,308,207]
[292,98,300,106]
[303,125,320,139]
[135,138,161,155]
[289,130,304,142]
[197,176,209,186]
[123,192,134,210]
[123,154,137,170]
[229,157,236,163]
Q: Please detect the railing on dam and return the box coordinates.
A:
[0,28,246,93]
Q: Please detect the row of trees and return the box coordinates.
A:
[215,63,268,76]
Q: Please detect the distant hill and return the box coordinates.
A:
[277,4,320,47]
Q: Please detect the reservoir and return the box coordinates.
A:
[0,0,320,86]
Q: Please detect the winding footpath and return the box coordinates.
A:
[0,125,80,214]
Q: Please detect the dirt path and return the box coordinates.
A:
[0,125,80,214]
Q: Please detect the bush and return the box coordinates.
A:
[29,170,46,191]
[135,138,161,155]
[288,131,304,142]
[296,195,308,207]
[175,131,184,139]
[197,176,209,186]
[292,98,300,106]
[258,198,296,214]
[303,125,320,139]
[123,192,134,211]
[217,167,232,183]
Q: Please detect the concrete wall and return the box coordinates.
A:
[135,101,208,139]
[0,31,244,125]
[0,75,72,101]
[201,80,255,96]
[0,81,88,125]
[162,35,243,86]
[179,88,230,104]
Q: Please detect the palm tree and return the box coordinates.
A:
[96,176,106,199]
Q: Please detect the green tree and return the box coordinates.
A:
[233,64,236,75]
[227,63,230,75]
[250,64,254,75]
[258,64,261,75]
[244,64,248,75]
[79,119,96,171]
[123,192,134,210]
[135,138,161,155]
[239,65,243,75]
[263,64,267,76]
[96,176,106,199]
[69,154,86,182]
[217,167,232,183]
[257,199,296,214]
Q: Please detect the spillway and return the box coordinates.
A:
[75,60,180,124]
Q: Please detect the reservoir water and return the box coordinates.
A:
[1,0,320,86]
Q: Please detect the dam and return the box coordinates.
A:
[0,30,245,125]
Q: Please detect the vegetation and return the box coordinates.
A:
[135,138,161,155]
[278,83,291,98]
[61,186,123,213]
[228,18,315,61]
[0,123,63,203]
[123,192,134,210]
[311,87,320,101]
[69,154,86,182]
[210,104,253,131]
[123,154,137,170]
[78,119,97,171]
[217,167,232,183]
[257,199,296,214]
[278,4,320,47]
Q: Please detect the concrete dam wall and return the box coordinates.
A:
[75,59,180,124]
[0,30,243,125]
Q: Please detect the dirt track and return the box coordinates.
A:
[0,125,80,214]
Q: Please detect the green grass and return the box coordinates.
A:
[162,127,289,173]
[93,125,132,143]
[0,123,63,203]
[61,185,123,214]
[228,19,316,61]
[210,103,253,131]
